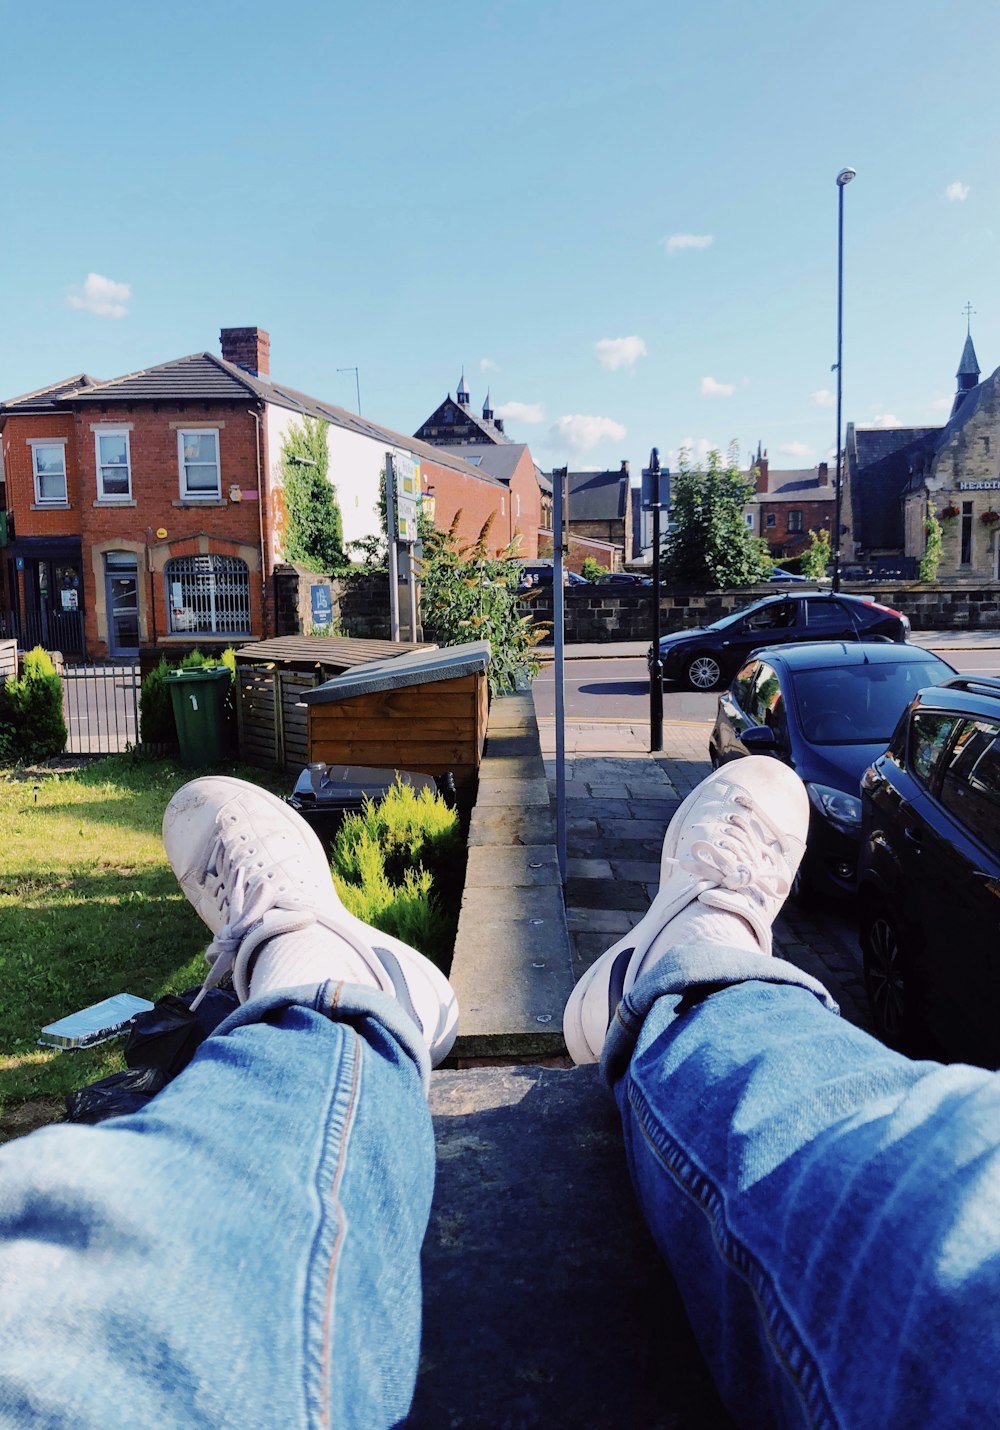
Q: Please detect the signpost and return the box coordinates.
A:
[310,584,333,630]
[385,451,421,641]
[642,449,670,752]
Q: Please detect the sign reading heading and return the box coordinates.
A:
[958,480,1000,491]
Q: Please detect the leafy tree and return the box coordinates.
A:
[280,417,344,572]
[919,502,943,582]
[580,557,610,581]
[417,511,547,696]
[663,446,772,589]
[799,527,832,580]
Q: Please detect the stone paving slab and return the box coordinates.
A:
[410,1064,731,1429]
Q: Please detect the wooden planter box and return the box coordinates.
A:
[301,641,491,789]
[234,635,433,770]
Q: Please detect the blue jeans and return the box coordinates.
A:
[0,981,433,1428]
[3,956,1000,1428]
[604,944,1000,1429]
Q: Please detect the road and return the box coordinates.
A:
[532,646,1000,724]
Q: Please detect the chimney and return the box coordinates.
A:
[220,327,270,378]
[818,461,829,482]
[494,416,505,433]
[620,460,629,476]
[755,450,769,495]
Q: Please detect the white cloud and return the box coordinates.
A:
[779,441,812,458]
[869,413,902,428]
[931,395,952,412]
[594,335,647,371]
[810,388,836,407]
[480,357,498,372]
[495,400,546,425]
[67,272,131,318]
[662,233,714,255]
[946,181,970,202]
[700,375,735,398]
[549,414,627,453]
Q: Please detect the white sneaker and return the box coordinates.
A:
[562,757,808,1065]
[162,776,459,1066]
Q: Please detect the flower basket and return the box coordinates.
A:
[940,504,960,521]
[980,510,1000,528]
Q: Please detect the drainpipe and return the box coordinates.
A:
[248,407,268,630]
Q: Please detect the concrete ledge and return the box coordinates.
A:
[449,690,574,1057]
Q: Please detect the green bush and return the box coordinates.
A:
[4,647,67,763]
[581,557,610,581]
[330,781,464,971]
[138,648,237,747]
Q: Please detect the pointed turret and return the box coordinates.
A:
[951,331,981,419]
[457,371,470,406]
[482,389,493,421]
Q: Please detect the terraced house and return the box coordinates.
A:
[0,329,540,660]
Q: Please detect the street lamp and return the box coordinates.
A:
[833,166,856,592]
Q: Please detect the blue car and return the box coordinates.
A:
[709,641,955,898]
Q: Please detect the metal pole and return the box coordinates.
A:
[833,167,855,593]
[648,448,664,751]
[385,453,400,641]
[338,367,361,415]
[553,466,567,881]
[406,546,418,641]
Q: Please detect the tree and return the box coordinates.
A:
[280,417,344,572]
[800,527,832,580]
[580,557,610,582]
[919,501,943,582]
[662,446,772,589]
[417,512,547,696]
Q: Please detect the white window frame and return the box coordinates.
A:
[744,512,755,529]
[94,427,132,500]
[177,428,221,499]
[29,439,68,505]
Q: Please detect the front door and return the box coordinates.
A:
[105,554,140,657]
[22,559,84,655]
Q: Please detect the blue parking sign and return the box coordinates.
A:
[310,584,333,628]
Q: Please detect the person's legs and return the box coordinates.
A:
[566,758,1000,1429]
[0,777,459,1429]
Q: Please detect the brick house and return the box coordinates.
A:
[561,464,632,569]
[0,329,538,659]
[745,449,835,559]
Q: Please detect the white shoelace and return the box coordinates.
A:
[190,826,315,1009]
[661,792,794,908]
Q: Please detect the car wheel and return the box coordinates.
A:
[685,652,723,691]
[860,901,908,1050]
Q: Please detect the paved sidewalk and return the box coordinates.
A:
[535,712,872,1031]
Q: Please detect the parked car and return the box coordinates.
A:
[709,642,954,899]
[767,567,811,583]
[648,591,911,691]
[595,571,653,587]
[857,675,1000,1068]
[515,561,590,592]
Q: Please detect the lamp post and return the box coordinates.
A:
[643,448,665,752]
[833,166,856,592]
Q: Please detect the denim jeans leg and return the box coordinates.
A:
[607,945,1000,1430]
[0,979,434,1430]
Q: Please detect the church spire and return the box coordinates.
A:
[456,370,470,407]
[482,388,493,421]
[951,307,981,419]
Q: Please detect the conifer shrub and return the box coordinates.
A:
[138,648,237,747]
[330,781,464,971]
[5,647,67,762]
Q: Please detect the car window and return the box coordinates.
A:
[938,720,1000,857]
[731,661,759,712]
[909,711,962,787]
[804,598,852,630]
[745,600,796,631]
[792,660,951,744]
[747,662,786,737]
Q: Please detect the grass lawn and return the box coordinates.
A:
[0,755,286,1142]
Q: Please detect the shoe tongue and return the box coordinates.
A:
[699,888,771,956]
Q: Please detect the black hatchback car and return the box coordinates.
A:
[858,675,1000,1069]
[710,642,954,898]
[649,592,910,691]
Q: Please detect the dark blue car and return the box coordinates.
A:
[709,642,955,898]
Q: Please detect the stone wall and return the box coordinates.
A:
[273,564,394,639]
[517,580,1000,641]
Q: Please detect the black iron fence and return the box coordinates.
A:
[61,661,141,755]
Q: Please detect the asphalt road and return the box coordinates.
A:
[532,646,1000,724]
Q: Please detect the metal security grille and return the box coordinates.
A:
[165,555,251,636]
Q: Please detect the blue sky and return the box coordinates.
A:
[3,0,999,477]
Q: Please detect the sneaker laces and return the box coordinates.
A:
[662,791,794,909]
[189,823,317,1010]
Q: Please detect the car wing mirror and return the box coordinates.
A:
[741,726,779,753]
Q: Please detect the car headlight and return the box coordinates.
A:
[805,782,862,832]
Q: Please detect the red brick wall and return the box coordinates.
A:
[759,498,835,556]
[1,413,79,536]
[73,402,269,656]
[420,451,541,558]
